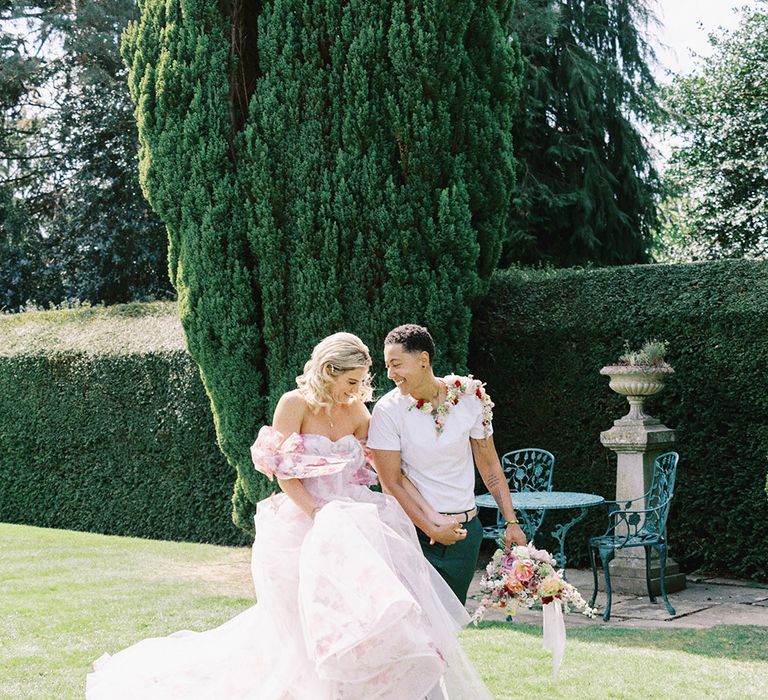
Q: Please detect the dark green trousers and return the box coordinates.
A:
[416,516,483,605]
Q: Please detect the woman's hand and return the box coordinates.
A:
[505,522,527,549]
[428,513,467,545]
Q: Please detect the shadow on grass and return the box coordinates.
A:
[474,621,768,663]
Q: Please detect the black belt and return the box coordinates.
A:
[439,507,477,524]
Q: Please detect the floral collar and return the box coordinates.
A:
[407,374,494,437]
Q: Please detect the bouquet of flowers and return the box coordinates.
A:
[472,543,596,622]
[471,543,596,677]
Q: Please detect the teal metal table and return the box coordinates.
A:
[475,491,605,571]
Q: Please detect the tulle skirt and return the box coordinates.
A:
[86,489,493,699]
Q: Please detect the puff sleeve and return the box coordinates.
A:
[250,427,348,481]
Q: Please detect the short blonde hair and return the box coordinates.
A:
[296,332,374,411]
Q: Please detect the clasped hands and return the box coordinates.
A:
[428,513,468,545]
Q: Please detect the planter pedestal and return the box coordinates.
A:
[598,364,686,597]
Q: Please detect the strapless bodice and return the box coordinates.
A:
[249,427,378,493]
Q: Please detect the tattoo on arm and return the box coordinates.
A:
[485,472,502,491]
[491,486,507,508]
[484,471,512,514]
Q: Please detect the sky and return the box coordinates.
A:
[651,0,762,80]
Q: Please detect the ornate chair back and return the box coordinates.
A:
[496,449,556,542]
[642,451,679,536]
[501,448,555,493]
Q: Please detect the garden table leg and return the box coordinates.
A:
[550,507,589,574]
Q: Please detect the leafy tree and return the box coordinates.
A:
[42,1,172,304]
[0,1,172,309]
[0,1,49,309]
[1,2,78,238]
[661,3,768,260]
[503,0,661,267]
[123,0,520,531]
[0,187,40,309]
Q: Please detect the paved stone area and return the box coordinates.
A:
[466,567,768,629]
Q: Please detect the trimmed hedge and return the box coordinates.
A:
[0,344,248,546]
[4,260,768,579]
[470,259,768,579]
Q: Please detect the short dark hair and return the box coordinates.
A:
[384,324,435,364]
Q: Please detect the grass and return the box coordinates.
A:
[1,523,252,699]
[465,623,767,699]
[2,522,767,699]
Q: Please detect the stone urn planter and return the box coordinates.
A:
[599,364,674,426]
[598,342,685,597]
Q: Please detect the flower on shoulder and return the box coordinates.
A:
[408,373,494,439]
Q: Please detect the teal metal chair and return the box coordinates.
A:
[481,448,555,543]
[589,451,679,621]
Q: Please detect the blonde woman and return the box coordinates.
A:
[87,332,493,700]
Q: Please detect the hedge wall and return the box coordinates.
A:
[0,304,248,546]
[470,259,768,579]
[4,261,768,578]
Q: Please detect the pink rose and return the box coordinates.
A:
[512,560,534,583]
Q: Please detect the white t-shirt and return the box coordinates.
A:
[367,376,493,513]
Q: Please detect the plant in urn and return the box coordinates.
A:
[600,340,673,426]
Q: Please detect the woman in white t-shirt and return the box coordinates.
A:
[368,324,527,603]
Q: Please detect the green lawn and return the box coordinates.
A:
[2,522,766,699]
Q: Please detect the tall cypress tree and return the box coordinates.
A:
[123,1,519,531]
[503,0,660,267]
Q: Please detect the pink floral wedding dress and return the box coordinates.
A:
[86,428,493,699]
